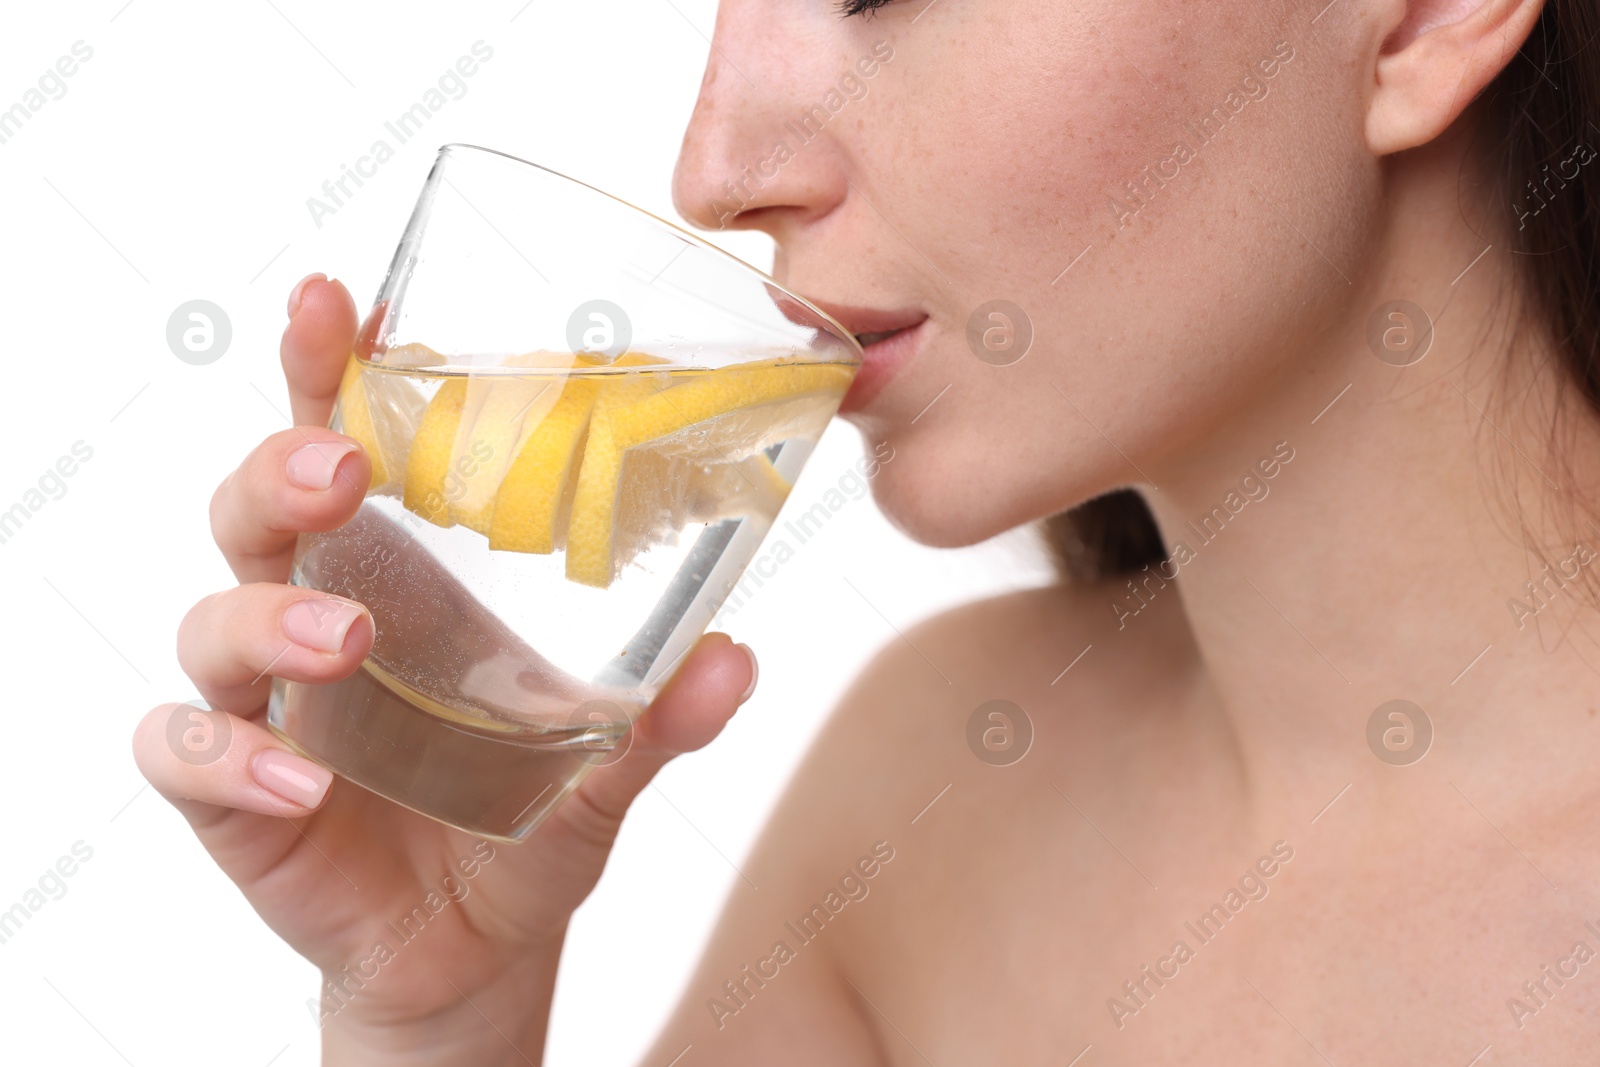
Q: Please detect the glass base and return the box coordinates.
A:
[268,666,616,842]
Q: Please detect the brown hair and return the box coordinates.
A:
[1041,0,1600,581]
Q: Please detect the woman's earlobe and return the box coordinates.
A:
[1364,0,1545,156]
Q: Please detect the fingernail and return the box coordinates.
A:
[736,643,759,703]
[286,440,358,490]
[282,596,365,654]
[287,272,327,319]
[252,749,333,808]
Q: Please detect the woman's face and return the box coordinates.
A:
[673,0,1385,547]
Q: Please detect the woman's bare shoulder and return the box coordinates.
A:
[887,578,1199,711]
[817,576,1209,819]
[641,578,1203,1062]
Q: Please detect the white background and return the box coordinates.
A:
[0,3,1053,1063]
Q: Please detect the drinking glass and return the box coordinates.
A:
[267,144,861,841]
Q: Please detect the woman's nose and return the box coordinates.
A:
[671,21,849,235]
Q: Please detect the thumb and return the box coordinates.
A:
[549,632,757,845]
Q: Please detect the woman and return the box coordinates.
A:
[134,0,1600,1061]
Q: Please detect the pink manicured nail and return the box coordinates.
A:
[287,272,327,319]
[286,440,358,490]
[282,597,365,654]
[736,643,759,703]
[252,749,333,808]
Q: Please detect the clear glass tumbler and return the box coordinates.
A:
[267,144,861,842]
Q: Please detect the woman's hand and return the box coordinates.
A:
[132,274,759,1065]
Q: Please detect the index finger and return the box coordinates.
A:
[280,274,360,426]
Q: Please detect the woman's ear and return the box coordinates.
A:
[1366,0,1547,155]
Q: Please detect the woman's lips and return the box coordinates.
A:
[839,319,926,412]
[801,299,928,413]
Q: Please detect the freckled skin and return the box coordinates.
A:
[679,1,1375,551]
[649,0,1600,1063]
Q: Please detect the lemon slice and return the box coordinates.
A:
[483,353,672,554]
[335,354,424,491]
[565,361,852,588]
[403,377,470,526]
[486,378,600,553]
[603,447,793,579]
[442,351,650,534]
[448,376,562,534]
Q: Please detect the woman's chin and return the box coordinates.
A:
[867,460,1043,550]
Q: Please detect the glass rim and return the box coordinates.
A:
[430,142,865,361]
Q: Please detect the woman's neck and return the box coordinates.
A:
[1137,147,1600,823]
